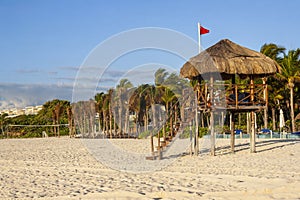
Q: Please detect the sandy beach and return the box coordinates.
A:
[0,137,299,199]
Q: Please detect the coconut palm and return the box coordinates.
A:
[107,89,114,138]
[116,79,133,137]
[261,43,286,130]
[102,93,110,137]
[161,87,176,136]
[155,68,169,86]
[260,43,286,62]
[54,103,64,137]
[267,77,285,130]
[0,113,8,136]
[66,105,74,137]
[95,92,105,133]
[129,84,149,133]
[277,49,300,132]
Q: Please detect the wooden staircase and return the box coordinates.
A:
[146,88,197,160]
[145,122,181,160]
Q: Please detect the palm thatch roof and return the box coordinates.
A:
[180,39,281,80]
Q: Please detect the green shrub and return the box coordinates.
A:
[180,126,208,139]
[138,130,151,139]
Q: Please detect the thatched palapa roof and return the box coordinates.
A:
[180,39,281,80]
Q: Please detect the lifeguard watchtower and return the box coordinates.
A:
[180,39,281,155]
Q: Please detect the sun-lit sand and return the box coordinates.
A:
[0,137,299,199]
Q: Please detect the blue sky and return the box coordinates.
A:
[0,0,299,109]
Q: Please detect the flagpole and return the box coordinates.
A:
[198,22,201,53]
[195,22,201,155]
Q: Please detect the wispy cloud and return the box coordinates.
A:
[16,69,41,74]
[0,83,73,110]
[58,66,80,71]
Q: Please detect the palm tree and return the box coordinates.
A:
[155,68,169,86]
[261,43,286,130]
[102,93,110,137]
[267,77,284,130]
[128,84,149,133]
[66,105,74,137]
[116,79,133,137]
[52,109,57,136]
[277,49,300,132]
[161,87,176,137]
[95,92,105,134]
[260,43,286,62]
[0,113,8,136]
[54,103,63,137]
[107,89,114,138]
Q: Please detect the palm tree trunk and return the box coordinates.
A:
[109,108,112,139]
[57,118,60,138]
[106,116,109,137]
[150,105,156,155]
[119,105,123,137]
[174,104,178,126]
[98,115,101,134]
[152,104,157,130]
[114,121,116,137]
[102,111,106,136]
[290,86,296,133]
[272,108,276,131]
[263,78,268,129]
[125,107,129,137]
[145,109,148,131]
[52,111,56,137]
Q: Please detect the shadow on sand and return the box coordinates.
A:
[215,139,299,156]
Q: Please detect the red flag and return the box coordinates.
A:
[200,26,209,35]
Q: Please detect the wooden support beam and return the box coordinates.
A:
[190,121,193,156]
[210,111,215,156]
[195,87,199,156]
[157,129,161,160]
[263,77,268,129]
[250,76,256,153]
[250,111,256,153]
[210,75,215,156]
[230,112,235,153]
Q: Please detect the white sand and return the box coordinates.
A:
[0,137,299,199]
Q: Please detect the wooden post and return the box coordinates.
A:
[250,111,256,153]
[247,112,251,134]
[230,112,235,153]
[272,108,276,131]
[250,76,256,153]
[195,88,199,156]
[263,78,268,129]
[235,84,238,109]
[210,111,215,156]
[210,76,215,156]
[163,124,166,143]
[157,128,161,160]
[189,121,193,156]
[221,111,224,127]
[205,83,208,110]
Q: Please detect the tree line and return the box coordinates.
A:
[0,43,299,138]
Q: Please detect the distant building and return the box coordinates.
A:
[0,105,43,117]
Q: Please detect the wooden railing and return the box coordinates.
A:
[196,83,268,110]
